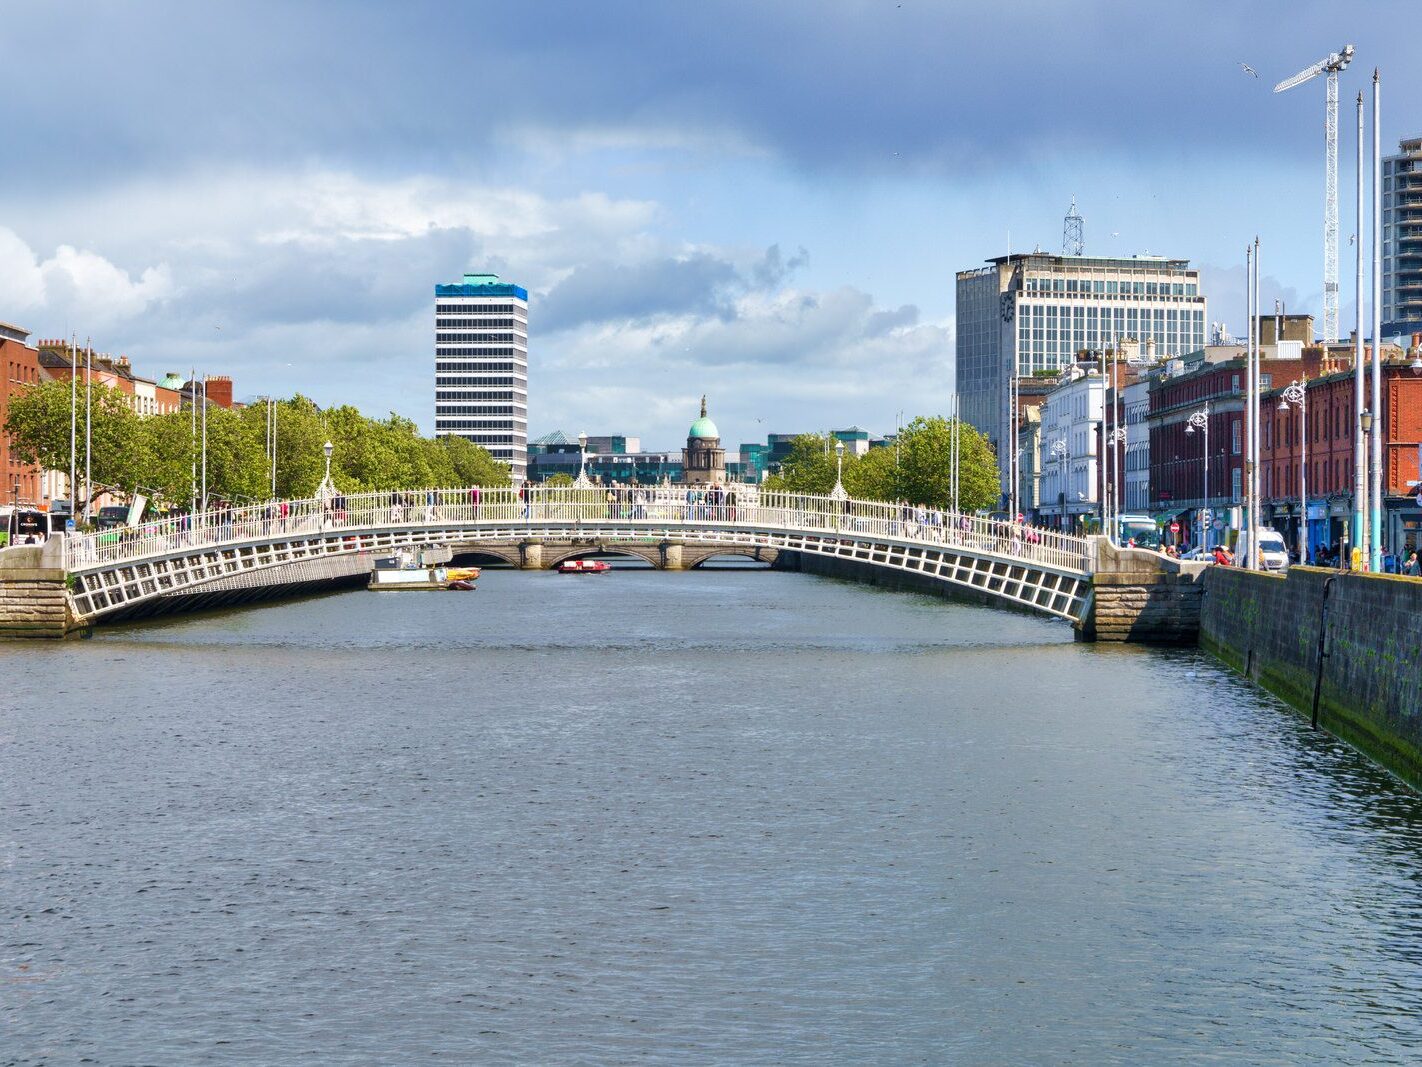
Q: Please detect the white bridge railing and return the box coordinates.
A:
[63,486,1094,574]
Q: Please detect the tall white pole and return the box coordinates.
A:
[1301,387,1309,564]
[1354,90,1367,568]
[83,339,92,524]
[200,378,207,516]
[68,337,76,518]
[1370,68,1384,570]
[1245,244,1255,568]
[189,367,197,518]
[1252,236,1262,570]
[271,398,278,498]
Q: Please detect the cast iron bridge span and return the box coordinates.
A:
[58,487,1099,626]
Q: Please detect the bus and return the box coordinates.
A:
[0,506,64,547]
[1117,513,1163,549]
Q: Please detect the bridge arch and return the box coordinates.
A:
[55,487,1097,627]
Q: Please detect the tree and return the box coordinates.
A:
[895,416,999,511]
[3,379,146,506]
[762,417,1000,512]
[544,472,574,487]
[763,434,838,494]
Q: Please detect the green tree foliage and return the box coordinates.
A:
[764,417,1000,511]
[543,472,575,487]
[2,380,146,505]
[3,380,511,508]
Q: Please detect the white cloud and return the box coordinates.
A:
[0,226,172,329]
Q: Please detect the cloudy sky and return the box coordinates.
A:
[1,1,1417,450]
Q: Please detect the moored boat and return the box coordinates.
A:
[558,559,611,574]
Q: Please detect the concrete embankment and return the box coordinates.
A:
[1201,566,1422,789]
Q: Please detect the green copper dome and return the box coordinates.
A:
[689,416,719,439]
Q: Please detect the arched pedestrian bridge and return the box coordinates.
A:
[1,487,1205,640]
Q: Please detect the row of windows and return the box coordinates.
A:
[435,427,521,441]
[433,376,524,387]
[435,333,524,344]
[435,390,525,401]
[434,405,526,416]
[435,302,523,314]
[435,362,523,373]
[434,347,525,357]
[1024,278,1199,297]
[434,317,523,328]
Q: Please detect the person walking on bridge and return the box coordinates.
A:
[469,484,482,519]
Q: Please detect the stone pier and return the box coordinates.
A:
[1077,539,1207,643]
[0,540,75,639]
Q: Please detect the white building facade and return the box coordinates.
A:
[1122,375,1152,513]
[434,272,529,481]
[1039,368,1105,530]
[955,252,1205,501]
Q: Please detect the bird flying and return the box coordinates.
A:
[1241,63,1258,78]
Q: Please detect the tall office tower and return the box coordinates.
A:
[955,252,1206,497]
[1382,137,1422,338]
[434,272,528,481]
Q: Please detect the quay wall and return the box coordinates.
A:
[0,541,73,639]
[1201,566,1422,788]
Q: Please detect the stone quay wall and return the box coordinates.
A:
[1079,541,1207,643]
[0,541,73,639]
[1201,566,1422,788]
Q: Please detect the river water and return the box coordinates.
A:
[4,565,1422,1064]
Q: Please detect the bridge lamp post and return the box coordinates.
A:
[317,440,335,507]
[1107,427,1127,541]
[1049,438,1068,531]
[575,431,591,488]
[1184,402,1209,551]
[1278,381,1308,564]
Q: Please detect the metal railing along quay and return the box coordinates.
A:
[62,487,1095,575]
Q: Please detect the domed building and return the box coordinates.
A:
[682,395,726,485]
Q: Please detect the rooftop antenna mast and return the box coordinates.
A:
[1062,197,1084,257]
[1274,43,1355,343]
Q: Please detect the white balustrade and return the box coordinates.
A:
[63,486,1094,575]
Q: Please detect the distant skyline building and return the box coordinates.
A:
[434,272,528,481]
[1382,136,1422,339]
[956,252,1206,498]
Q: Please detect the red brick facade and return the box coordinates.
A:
[1,331,44,506]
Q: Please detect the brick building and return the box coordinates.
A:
[1148,346,1329,546]
[1,322,44,508]
[1261,346,1419,561]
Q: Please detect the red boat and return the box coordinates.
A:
[558,559,611,574]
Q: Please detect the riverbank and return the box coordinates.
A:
[1200,565,1422,789]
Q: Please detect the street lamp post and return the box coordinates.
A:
[831,439,847,499]
[1107,427,1126,541]
[1049,438,1069,531]
[575,431,591,487]
[318,440,335,506]
[1185,402,1210,551]
[1279,381,1309,564]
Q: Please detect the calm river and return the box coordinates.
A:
[4,565,1422,1064]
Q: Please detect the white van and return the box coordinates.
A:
[1235,528,1291,571]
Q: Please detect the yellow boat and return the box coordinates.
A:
[446,566,482,582]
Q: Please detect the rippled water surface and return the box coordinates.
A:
[5,565,1422,1064]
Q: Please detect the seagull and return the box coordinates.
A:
[1241,63,1258,78]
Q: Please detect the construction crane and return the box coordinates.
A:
[1274,44,1355,343]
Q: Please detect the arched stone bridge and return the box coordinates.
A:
[0,487,1204,641]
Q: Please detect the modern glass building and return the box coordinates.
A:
[1383,137,1422,339]
[434,272,528,481]
[956,252,1206,498]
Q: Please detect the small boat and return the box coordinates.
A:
[446,579,476,591]
[558,559,611,574]
[446,567,482,582]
